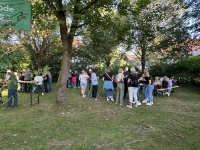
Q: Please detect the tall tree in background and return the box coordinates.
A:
[75,12,129,68]
[18,1,59,69]
[119,0,191,71]
[43,0,117,103]
[189,0,200,39]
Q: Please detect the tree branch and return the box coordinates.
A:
[79,0,99,13]
[45,0,57,11]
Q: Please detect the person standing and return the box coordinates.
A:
[67,70,72,88]
[48,71,52,92]
[123,66,130,101]
[7,69,18,108]
[79,70,89,97]
[136,69,142,105]
[142,69,149,103]
[75,70,80,88]
[144,71,154,106]
[24,67,31,93]
[71,72,77,89]
[43,70,49,93]
[87,68,92,92]
[18,72,25,93]
[102,68,114,101]
[115,68,124,105]
[127,67,139,108]
[91,69,98,100]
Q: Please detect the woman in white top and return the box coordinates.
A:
[79,70,89,97]
[115,68,124,105]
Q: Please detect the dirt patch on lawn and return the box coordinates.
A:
[47,139,74,148]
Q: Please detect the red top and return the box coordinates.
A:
[72,76,76,82]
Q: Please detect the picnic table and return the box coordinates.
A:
[17,80,40,106]
[157,86,180,97]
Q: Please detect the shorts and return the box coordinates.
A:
[80,82,87,87]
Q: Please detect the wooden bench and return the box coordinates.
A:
[157,86,179,97]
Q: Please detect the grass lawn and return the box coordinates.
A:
[0,81,200,150]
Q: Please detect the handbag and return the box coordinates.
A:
[105,73,113,82]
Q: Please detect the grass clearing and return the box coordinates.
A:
[0,81,200,150]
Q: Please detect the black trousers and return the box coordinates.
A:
[24,80,31,93]
[123,79,128,100]
[76,78,80,87]
[92,85,98,98]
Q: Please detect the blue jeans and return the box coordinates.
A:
[143,83,148,99]
[72,82,76,88]
[137,84,140,101]
[8,89,18,107]
[147,84,154,103]
[106,89,113,97]
[48,78,52,91]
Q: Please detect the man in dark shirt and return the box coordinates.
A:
[123,66,130,100]
[87,68,92,92]
[18,72,25,92]
[135,68,142,105]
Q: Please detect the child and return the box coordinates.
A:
[71,73,77,89]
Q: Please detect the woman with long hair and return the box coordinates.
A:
[102,68,114,101]
[144,71,154,106]
[79,70,89,98]
[115,68,124,105]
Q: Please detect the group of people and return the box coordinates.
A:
[66,69,99,100]
[18,68,52,95]
[2,66,176,109]
[0,67,52,108]
[74,66,176,109]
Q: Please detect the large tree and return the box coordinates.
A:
[17,1,60,69]
[118,0,192,71]
[43,0,117,103]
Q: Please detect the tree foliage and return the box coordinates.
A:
[17,0,61,69]
[149,55,200,85]
[118,0,192,71]
[42,0,118,103]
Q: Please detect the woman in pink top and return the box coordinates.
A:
[71,73,77,88]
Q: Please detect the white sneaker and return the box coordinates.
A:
[132,101,137,107]
[107,97,109,101]
[137,102,141,106]
[164,92,168,95]
[167,93,170,96]
[127,105,132,108]
[83,95,86,98]
[110,98,114,101]
[142,99,148,103]
[135,102,138,107]
[146,102,152,106]
[42,93,44,95]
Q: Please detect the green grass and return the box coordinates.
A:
[0,81,200,150]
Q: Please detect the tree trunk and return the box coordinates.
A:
[56,16,72,103]
[141,47,146,73]
[56,51,71,103]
